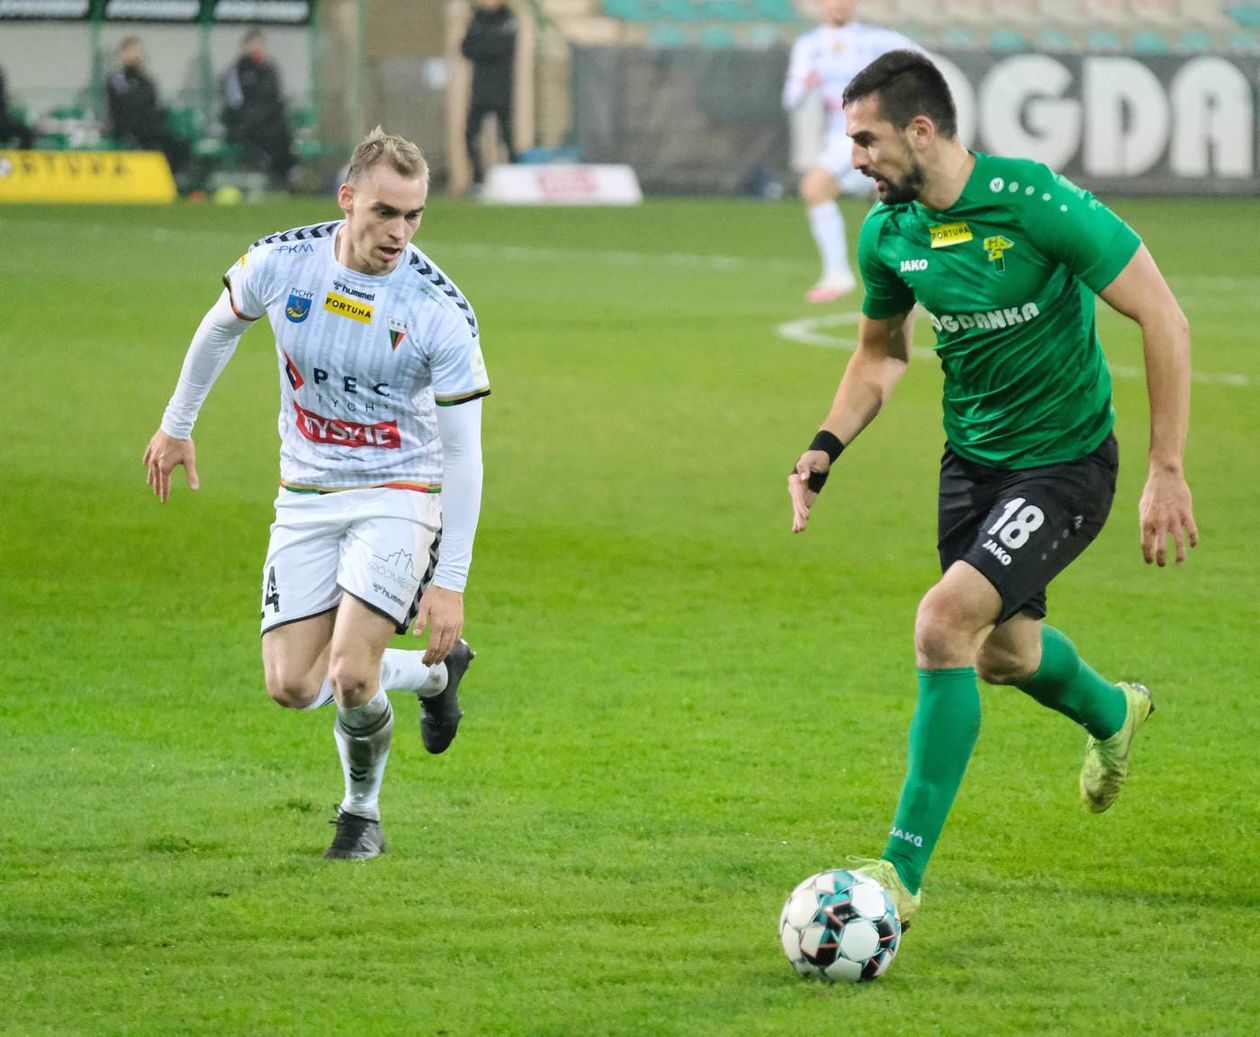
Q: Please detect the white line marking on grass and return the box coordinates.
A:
[775,312,1252,388]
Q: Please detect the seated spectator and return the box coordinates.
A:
[221,30,296,189]
[0,65,35,149]
[105,37,191,178]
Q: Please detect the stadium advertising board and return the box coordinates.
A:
[482,164,644,206]
[0,0,89,16]
[0,149,177,202]
[572,46,1260,195]
[0,0,312,19]
[935,51,1258,195]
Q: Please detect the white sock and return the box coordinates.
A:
[334,689,393,821]
[807,201,851,279]
[302,649,443,711]
[381,647,446,696]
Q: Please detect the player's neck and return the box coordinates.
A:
[916,146,975,213]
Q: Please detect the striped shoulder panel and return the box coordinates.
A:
[407,251,479,336]
[247,220,340,253]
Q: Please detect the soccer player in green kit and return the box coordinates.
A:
[787,51,1198,931]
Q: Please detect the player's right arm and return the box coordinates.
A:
[789,207,917,533]
[143,289,257,502]
[788,310,913,533]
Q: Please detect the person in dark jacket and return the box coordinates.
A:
[106,38,191,177]
[0,66,35,149]
[222,30,295,188]
[461,0,519,189]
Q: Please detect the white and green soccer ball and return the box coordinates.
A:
[779,869,901,983]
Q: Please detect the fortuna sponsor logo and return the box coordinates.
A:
[928,301,1041,334]
[888,826,924,848]
[982,538,1013,566]
[324,291,374,323]
[292,401,400,448]
[928,221,973,248]
[332,279,375,302]
[900,258,929,272]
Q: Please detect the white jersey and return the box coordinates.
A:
[223,221,490,492]
[782,21,920,139]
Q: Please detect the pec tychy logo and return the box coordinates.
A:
[285,288,315,323]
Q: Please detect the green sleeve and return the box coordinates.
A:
[1021,165,1141,294]
[858,206,916,320]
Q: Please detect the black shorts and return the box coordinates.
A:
[937,433,1119,624]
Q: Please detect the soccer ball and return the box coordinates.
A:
[779,869,901,983]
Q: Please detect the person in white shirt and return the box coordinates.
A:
[143,127,489,861]
[783,0,919,303]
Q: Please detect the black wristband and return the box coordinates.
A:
[809,429,845,462]
[791,431,845,493]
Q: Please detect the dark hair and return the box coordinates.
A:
[842,50,957,138]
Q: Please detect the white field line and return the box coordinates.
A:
[775,312,1252,388]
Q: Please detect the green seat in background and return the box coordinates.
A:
[1176,28,1216,51]
[1224,3,1260,28]
[752,0,799,22]
[604,0,652,19]
[1130,28,1172,54]
[989,28,1029,52]
[698,24,737,47]
[646,21,690,46]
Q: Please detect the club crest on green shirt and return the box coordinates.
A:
[984,235,1015,272]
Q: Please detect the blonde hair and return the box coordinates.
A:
[346,126,429,184]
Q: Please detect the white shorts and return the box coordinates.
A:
[260,487,442,635]
[817,132,873,195]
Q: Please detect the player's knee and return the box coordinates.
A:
[914,594,974,668]
[975,643,1035,686]
[326,654,377,707]
[800,171,830,206]
[263,669,321,710]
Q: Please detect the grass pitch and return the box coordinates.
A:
[1,194,1258,1036]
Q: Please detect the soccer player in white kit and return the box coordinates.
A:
[783,0,919,303]
[143,128,489,860]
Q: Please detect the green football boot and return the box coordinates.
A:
[848,856,921,929]
[1080,681,1155,814]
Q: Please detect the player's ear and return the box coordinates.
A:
[337,181,355,215]
[908,114,935,150]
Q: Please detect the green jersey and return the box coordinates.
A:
[857,151,1141,469]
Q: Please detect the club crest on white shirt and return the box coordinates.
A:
[388,317,409,351]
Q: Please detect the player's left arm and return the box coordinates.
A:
[1098,245,1199,567]
[414,398,484,664]
[414,307,490,664]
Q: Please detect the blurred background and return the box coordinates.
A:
[0,0,1257,198]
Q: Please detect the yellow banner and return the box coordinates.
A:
[0,150,176,204]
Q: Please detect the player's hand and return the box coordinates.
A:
[143,429,199,503]
[788,449,829,534]
[414,585,464,664]
[1138,466,1198,566]
[804,70,822,90]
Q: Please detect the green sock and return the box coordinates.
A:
[1015,626,1126,740]
[881,667,981,895]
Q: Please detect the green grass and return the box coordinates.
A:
[1,195,1258,1036]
